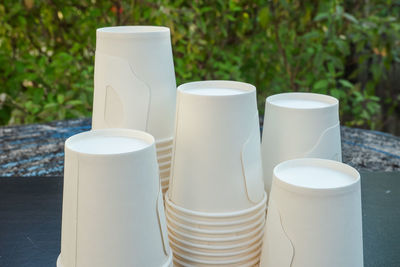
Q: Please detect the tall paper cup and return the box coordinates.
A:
[57,129,171,267]
[260,158,363,267]
[169,81,265,212]
[261,92,341,193]
[92,26,176,141]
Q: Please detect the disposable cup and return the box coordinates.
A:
[92,26,176,141]
[169,81,265,212]
[168,229,265,252]
[165,203,266,229]
[260,158,363,267]
[261,92,341,193]
[57,129,171,267]
[166,211,265,236]
[165,191,267,222]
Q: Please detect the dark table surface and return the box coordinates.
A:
[0,172,399,267]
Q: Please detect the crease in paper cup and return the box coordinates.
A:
[93,53,150,130]
[260,200,294,267]
[305,122,342,161]
[170,80,264,212]
[241,112,265,203]
[261,92,341,193]
[261,158,363,267]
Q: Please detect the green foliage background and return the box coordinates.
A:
[0,0,399,134]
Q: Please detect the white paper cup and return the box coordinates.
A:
[92,26,176,141]
[169,81,265,212]
[261,92,341,193]
[57,129,171,267]
[260,158,363,267]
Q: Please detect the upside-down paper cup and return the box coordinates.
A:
[92,26,176,141]
[169,81,265,212]
[57,129,172,267]
[260,158,363,267]
[261,92,341,193]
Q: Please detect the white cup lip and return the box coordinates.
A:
[97,26,170,39]
[266,92,338,110]
[165,202,266,227]
[165,191,267,218]
[166,211,264,235]
[177,80,256,98]
[273,158,360,196]
[65,128,154,157]
[167,220,265,242]
[168,229,264,250]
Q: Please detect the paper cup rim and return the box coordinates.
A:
[166,211,265,235]
[165,191,267,217]
[97,26,170,39]
[167,220,265,242]
[177,80,256,98]
[173,254,260,267]
[165,202,266,226]
[266,92,338,110]
[273,158,360,196]
[65,128,154,157]
[172,245,261,265]
[168,228,265,250]
[169,237,262,257]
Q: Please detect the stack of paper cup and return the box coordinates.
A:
[57,129,172,267]
[166,81,267,266]
[261,92,342,193]
[260,158,363,267]
[157,138,173,194]
[92,26,176,193]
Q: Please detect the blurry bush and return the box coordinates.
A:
[0,0,399,133]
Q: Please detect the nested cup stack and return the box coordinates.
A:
[91,26,176,194]
[166,81,267,266]
[57,129,173,267]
